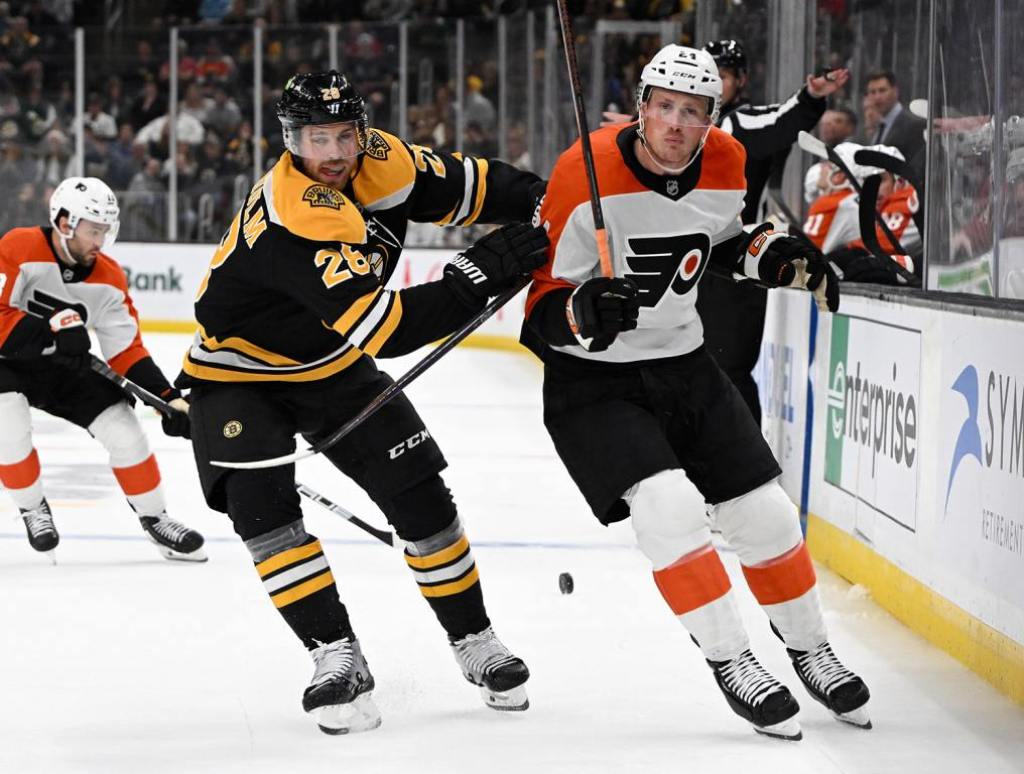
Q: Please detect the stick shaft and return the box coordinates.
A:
[295,483,395,547]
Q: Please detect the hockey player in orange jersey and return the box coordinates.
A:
[523,44,869,740]
[0,177,205,562]
[803,142,918,283]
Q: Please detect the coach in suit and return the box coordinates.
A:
[866,70,926,161]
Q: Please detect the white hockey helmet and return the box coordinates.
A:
[637,44,723,124]
[827,142,903,192]
[49,176,120,249]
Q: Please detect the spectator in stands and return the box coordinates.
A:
[205,84,242,138]
[225,119,266,171]
[53,78,75,125]
[865,70,925,160]
[126,157,168,240]
[506,121,531,171]
[3,180,47,231]
[106,123,141,190]
[22,0,61,30]
[129,76,167,131]
[463,120,496,158]
[35,127,72,188]
[464,74,496,134]
[180,81,213,124]
[82,91,117,140]
[196,37,236,85]
[0,140,36,193]
[20,80,56,142]
[1,17,42,81]
[104,75,131,126]
[0,2,10,37]
[135,110,205,160]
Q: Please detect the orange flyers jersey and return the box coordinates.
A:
[526,124,747,364]
[802,189,858,253]
[0,226,152,374]
[849,185,921,254]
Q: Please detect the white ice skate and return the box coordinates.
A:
[139,513,207,562]
[303,637,381,735]
[450,626,530,711]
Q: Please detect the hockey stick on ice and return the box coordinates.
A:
[89,356,394,544]
[296,483,395,547]
[797,131,909,255]
[211,276,530,470]
[555,0,614,278]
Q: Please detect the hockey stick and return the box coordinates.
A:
[797,131,909,255]
[853,148,925,234]
[296,483,395,547]
[90,355,176,414]
[555,0,613,278]
[89,356,394,544]
[211,276,530,470]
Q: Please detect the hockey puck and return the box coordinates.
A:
[558,572,574,595]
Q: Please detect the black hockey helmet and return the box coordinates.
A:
[704,39,748,75]
[276,71,369,156]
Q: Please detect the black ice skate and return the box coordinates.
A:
[786,641,871,729]
[20,499,58,562]
[139,513,207,562]
[450,626,530,711]
[707,649,802,740]
[302,637,381,735]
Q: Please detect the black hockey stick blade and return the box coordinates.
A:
[90,355,176,415]
[857,175,920,286]
[296,483,395,547]
[211,276,531,470]
[853,148,925,234]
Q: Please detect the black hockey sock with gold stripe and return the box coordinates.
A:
[247,524,353,649]
[404,518,489,640]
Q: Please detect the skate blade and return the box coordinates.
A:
[153,543,208,563]
[479,683,529,712]
[44,549,57,566]
[832,706,872,729]
[752,717,802,741]
[312,692,382,735]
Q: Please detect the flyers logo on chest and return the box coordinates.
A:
[623,233,711,307]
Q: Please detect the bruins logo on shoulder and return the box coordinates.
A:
[363,129,391,161]
[303,184,344,210]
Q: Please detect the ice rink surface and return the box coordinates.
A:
[1,333,1022,774]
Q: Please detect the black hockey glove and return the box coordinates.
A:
[566,277,640,352]
[740,224,840,312]
[443,222,549,307]
[159,389,191,440]
[48,308,92,370]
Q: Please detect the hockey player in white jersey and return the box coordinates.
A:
[0,177,205,562]
[523,44,869,740]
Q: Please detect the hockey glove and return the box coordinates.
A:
[740,224,840,312]
[443,222,549,307]
[48,308,92,370]
[160,390,191,440]
[566,277,640,352]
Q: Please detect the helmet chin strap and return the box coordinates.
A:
[54,225,81,266]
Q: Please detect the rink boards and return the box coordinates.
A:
[111,242,1024,704]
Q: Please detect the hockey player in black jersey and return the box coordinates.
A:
[526,44,868,740]
[176,71,547,734]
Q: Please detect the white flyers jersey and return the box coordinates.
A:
[526,124,746,364]
[0,226,152,373]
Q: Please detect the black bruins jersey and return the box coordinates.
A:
[179,129,540,384]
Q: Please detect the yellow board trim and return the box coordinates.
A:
[271,570,335,608]
[418,566,480,598]
[405,534,470,570]
[806,513,1024,705]
[256,540,323,578]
